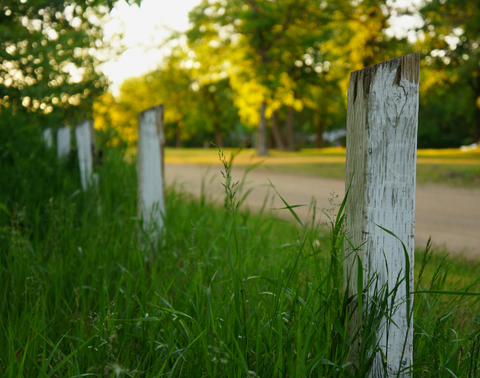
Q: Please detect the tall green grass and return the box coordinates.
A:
[1,125,480,377]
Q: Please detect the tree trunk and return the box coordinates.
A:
[214,120,224,148]
[473,79,480,144]
[345,53,419,378]
[207,88,224,148]
[271,110,285,150]
[257,101,268,156]
[315,117,324,148]
[474,108,480,144]
[285,105,295,151]
[176,124,182,148]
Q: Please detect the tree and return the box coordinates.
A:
[417,82,474,147]
[191,79,240,148]
[93,91,135,146]
[110,50,193,147]
[418,0,480,143]
[94,46,240,148]
[187,0,413,153]
[188,0,331,154]
[0,0,137,125]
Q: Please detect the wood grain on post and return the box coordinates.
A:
[138,105,166,246]
[75,120,94,191]
[345,53,419,377]
[57,126,71,158]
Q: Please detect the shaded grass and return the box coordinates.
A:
[1,130,480,377]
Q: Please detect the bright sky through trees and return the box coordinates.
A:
[102,0,202,93]
[101,0,422,94]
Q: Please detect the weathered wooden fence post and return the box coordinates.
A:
[42,128,53,148]
[57,126,71,158]
[75,120,94,191]
[138,104,165,246]
[344,53,419,377]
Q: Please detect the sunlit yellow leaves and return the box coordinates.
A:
[230,76,267,127]
[272,24,283,35]
[93,92,137,145]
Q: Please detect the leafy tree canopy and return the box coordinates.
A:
[94,46,240,147]
[0,0,138,127]
[418,0,480,142]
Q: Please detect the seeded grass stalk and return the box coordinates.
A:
[1,125,480,376]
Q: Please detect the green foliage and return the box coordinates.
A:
[4,0,479,148]
[418,81,475,148]
[94,49,241,147]
[0,111,81,239]
[91,0,480,149]
[0,0,138,126]
[187,0,344,139]
[418,0,480,143]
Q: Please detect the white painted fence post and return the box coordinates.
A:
[344,53,419,377]
[57,126,71,158]
[75,120,94,191]
[42,128,53,148]
[138,104,165,246]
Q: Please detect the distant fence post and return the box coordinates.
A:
[42,128,53,148]
[138,104,165,247]
[344,53,419,377]
[57,126,71,158]
[75,120,94,191]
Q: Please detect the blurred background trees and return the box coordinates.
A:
[2,0,479,150]
[417,0,480,147]
[0,0,142,131]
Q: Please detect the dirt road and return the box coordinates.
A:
[165,164,480,257]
